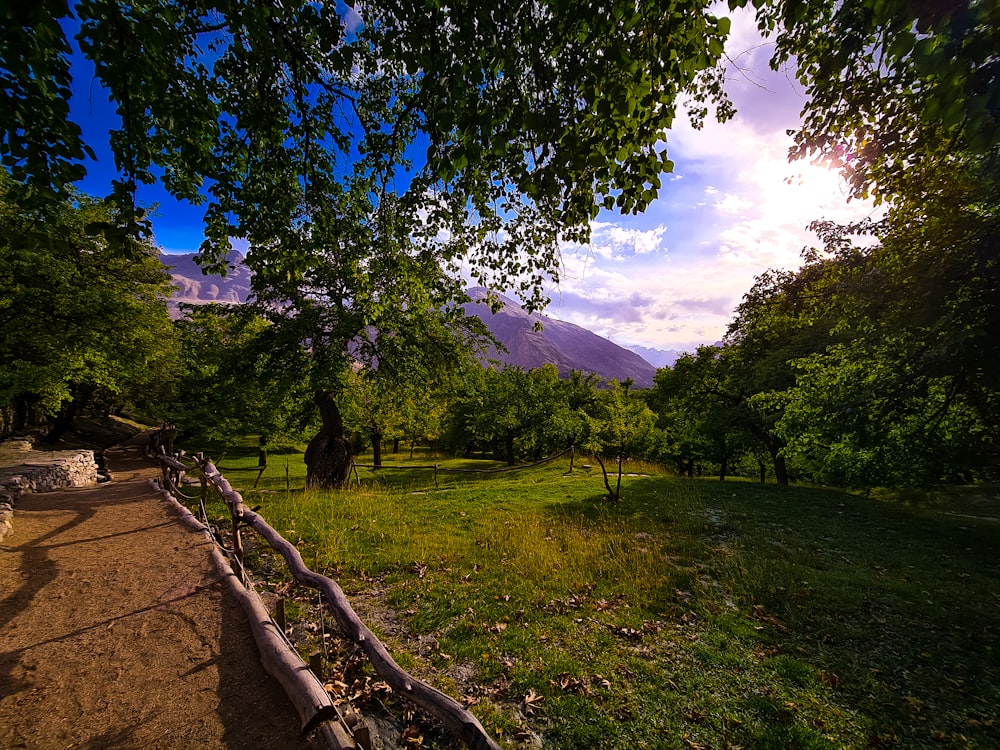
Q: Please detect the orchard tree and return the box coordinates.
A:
[446,365,593,464]
[465,367,543,465]
[720,251,869,485]
[396,384,451,459]
[775,155,1000,487]
[584,380,658,501]
[649,351,752,480]
[340,369,403,467]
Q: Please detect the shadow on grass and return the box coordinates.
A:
[706,483,1000,748]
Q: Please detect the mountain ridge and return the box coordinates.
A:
[463,288,657,387]
[162,252,666,387]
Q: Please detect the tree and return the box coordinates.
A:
[465,367,543,465]
[444,365,596,464]
[648,352,752,480]
[282,267,487,487]
[774,154,1000,487]
[397,383,451,459]
[0,176,178,440]
[170,303,314,444]
[340,369,402,467]
[584,380,657,501]
[718,251,871,486]
[704,0,999,489]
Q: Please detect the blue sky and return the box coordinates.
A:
[71,7,878,355]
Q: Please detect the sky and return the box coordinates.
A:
[72,6,880,357]
[542,8,882,354]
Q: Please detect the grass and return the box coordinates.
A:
[185,444,1000,749]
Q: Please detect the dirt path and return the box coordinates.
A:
[0,435,311,749]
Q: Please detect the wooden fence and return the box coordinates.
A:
[153,439,500,750]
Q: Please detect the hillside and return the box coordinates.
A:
[161,251,253,312]
[463,288,657,388]
[162,253,660,386]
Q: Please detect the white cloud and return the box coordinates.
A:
[714,193,754,214]
[533,6,883,353]
[566,222,669,262]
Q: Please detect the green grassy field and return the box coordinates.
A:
[189,444,1000,749]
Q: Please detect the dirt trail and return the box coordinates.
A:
[0,435,310,749]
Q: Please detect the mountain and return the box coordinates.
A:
[162,253,656,387]
[625,344,682,369]
[160,250,252,313]
[463,288,657,388]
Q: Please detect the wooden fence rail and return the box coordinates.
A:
[155,444,501,750]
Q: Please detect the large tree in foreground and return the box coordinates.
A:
[1,0,736,485]
[2,0,734,295]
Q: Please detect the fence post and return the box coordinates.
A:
[232,504,245,585]
[198,471,208,518]
[570,444,575,472]
[276,597,286,633]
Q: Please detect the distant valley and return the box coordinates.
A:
[162,252,679,387]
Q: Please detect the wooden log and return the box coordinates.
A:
[217,549,344,738]
[244,509,501,750]
[199,460,246,518]
[150,480,355,748]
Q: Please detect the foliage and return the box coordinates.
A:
[2,0,735,308]
[774,154,1000,487]
[0,175,177,436]
[583,379,658,500]
[444,365,596,465]
[648,348,755,479]
[169,303,314,443]
[340,362,463,464]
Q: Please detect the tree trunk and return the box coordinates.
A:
[13,396,29,431]
[371,428,383,467]
[594,454,618,501]
[44,396,79,443]
[758,459,767,484]
[392,437,400,454]
[772,452,789,487]
[504,433,515,466]
[305,390,353,489]
[719,455,728,481]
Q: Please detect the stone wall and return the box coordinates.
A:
[0,440,99,541]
